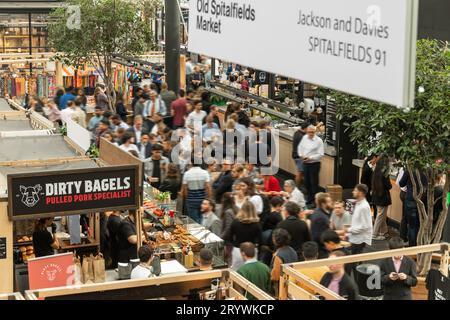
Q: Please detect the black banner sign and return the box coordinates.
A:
[7,165,139,220]
[0,237,6,259]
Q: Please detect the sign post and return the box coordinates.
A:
[188,0,419,108]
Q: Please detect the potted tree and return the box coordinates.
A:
[333,39,449,276]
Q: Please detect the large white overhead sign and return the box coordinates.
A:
[188,0,418,108]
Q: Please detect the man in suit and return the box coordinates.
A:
[138,133,152,160]
[380,236,417,300]
[127,115,148,146]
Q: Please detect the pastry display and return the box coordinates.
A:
[19,245,35,262]
[17,235,32,243]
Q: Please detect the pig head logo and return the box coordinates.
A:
[19,185,42,207]
[45,269,58,281]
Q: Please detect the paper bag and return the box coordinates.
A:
[82,254,95,284]
[73,255,83,285]
[93,253,106,283]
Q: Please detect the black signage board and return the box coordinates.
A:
[255,70,269,85]
[7,165,139,220]
[0,237,6,259]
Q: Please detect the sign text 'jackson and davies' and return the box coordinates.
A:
[189,0,417,107]
[7,166,139,220]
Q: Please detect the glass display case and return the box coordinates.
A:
[142,183,226,269]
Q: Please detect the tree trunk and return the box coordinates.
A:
[104,57,116,112]
[417,252,433,276]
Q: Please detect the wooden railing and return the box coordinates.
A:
[279,243,449,300]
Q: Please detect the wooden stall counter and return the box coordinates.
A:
[280,243,449,301]
[0,292,25,300]
[25,269,274,300]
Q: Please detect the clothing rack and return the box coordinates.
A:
[0,74,56,98]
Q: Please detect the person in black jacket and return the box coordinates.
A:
[277,201,311,259]
[309,192,333,258]
[115,94,129,122]
[371,156,392,241]
[107,211,122,269]
[212,160,234,203]
[138,133,152,160]
[360,154,378,218]
[321,229,352,275]
[380,237,417,300]
[292,122,309,188]
[225,200,262,271]
[200,91,212,115]
[320,250,359,300]
[131,87,143,115]
[399,169,427,247]
[259,196,284,266]
[158,163,181,200]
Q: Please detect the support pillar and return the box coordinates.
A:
[164,0,180,93]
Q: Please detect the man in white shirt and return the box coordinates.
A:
[130,246,154,279]
[60,100,76,124]
[343,184,373,256]
[185,101,207,130]
[283,179,306,210]
[298,125,324,206]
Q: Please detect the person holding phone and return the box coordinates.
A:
[380,237,417,300]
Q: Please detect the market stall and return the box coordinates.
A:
[279,243,450,300]
[0,98,13,111]
[0,132,140,294]
[141,187,226,271]
[24,269,273,300]
[0,105,55,137]
[206,81,337,188]
[99,137,227,271]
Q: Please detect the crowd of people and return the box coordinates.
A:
[25,60,443,301]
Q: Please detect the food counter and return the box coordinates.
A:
[25,269,274,300]
[142,185,226,271]
[277,126,336,187]
[215,106,336,187]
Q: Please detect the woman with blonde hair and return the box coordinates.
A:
[225,200,262,270]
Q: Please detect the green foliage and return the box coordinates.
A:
[59,124,67,136]
[333,39,449,173]
[48,0,156,108]
[49,0,154,65]
[86,143,99,158]
[332,39,449,272]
